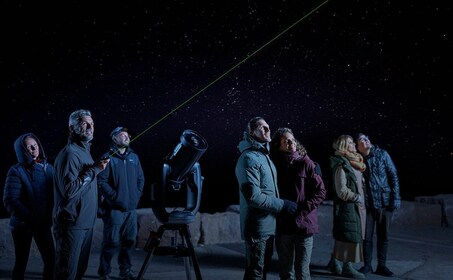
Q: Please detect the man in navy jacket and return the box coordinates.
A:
[97,127,145,280]
[355,133,401,277]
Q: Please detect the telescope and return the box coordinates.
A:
[138,129,208,280]
[151,129,208,224]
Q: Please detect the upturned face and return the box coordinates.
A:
[346,137,357,153]
[113,131,130,147]
[356,135,372,153]
[251,119,271,143]
[279,132,297,153]
[73,116,94,141]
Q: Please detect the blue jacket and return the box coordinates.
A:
[97,145,145,213]
[235,132,284,242]
[363,145,401,210]
[3,133,54,229]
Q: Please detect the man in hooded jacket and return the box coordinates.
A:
[235,116,297,280]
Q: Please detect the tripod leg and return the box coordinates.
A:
[137,226,166,280]
[178,229,193,280]
[183,254,192,280]
[181,225,203,280]
[137,250,154,280]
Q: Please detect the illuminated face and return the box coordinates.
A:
[279,132,297,153]
[25,137,39,160]
[252,119,271,143]
[346,137,357,153]
[113,131,130,147]
[357,135,372,153]
[73,116,94,141]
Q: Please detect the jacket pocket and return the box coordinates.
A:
[381,191,390,207]
[54,198,80,226]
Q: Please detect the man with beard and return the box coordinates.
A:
[235,117,298,280]
[97,127,145,280]
[53,109,110,280]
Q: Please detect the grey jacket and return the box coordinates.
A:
[235,132,284,242]
[53,137,102,229]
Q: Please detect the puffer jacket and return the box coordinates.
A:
[272,151,326,236]
[363,145,401,210]
[330,155,362,243]
[235,132,285,242]
[3,133,54,229]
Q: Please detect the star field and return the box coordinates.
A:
[0,1,451,213]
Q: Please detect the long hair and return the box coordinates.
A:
[271,127,307,155]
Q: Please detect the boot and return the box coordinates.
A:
[342,262,365,279]
[359,264,373,274]
[327,254,342,275]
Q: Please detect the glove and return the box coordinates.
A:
[282,199,298,215]
[354,194,364,205]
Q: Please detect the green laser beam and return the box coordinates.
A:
[121,0,330,152]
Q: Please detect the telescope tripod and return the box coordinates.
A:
[137,223,203,280]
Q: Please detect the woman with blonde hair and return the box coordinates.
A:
[328,135,366,279]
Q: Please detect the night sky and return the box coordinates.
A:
[1,1,451,214]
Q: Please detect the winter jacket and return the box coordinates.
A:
[3,133,54,229]
[235,132,285,242]
[363,145,401,210]
[53,136,102,229]
[330,155,362,243]
[272,151,326,236]
[97,145,145,214]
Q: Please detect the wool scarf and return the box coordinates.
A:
[335,150,366,172]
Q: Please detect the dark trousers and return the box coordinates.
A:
[244,235,275,280]
[98,210,137,277]
[11,226,55,280]
[54,227,93,280]
[363,208,393,267]
[276,234,313,280]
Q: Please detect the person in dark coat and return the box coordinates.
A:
[97,127,145,280]
[3,133,55,280]
[53,109,109,280]
[355,133,401,277]
[270,127,326,280]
